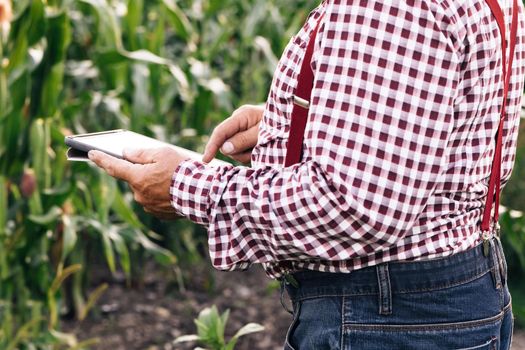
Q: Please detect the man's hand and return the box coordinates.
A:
[88,147,189,220]
[202,104,264,165]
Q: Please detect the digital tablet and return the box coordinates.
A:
[65,129,229,167]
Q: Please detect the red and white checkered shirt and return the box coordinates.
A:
[171,0,525,278]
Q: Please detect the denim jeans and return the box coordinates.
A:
[283,237,513,350]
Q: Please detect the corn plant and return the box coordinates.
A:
[174,305,265,350]
[0,0,320,347]
[2,0,523,348]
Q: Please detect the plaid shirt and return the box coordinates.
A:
[171,0,525,278]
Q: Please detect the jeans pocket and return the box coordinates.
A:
[284,301,301,350]
[342,310,505,350]
[455,337,496,350]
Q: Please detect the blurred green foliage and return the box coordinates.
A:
[0,0,318,347]
[502,120,525,327]
[0,0,524,348]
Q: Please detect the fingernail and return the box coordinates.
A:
[88,151,96,160]
[221,142,234,154]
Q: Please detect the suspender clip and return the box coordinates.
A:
[293,95,310,109]
[494,221,501,237]
[483,231,491,257]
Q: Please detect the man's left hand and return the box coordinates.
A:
[88,147,189,220]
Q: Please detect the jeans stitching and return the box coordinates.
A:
[376,264,392,315]
[293,269,492,302]
[284,300,301,350]
[342,302,512,332]
[384,265,392,315]
[340,295,345,350]
[455,337,495,350]
[395,269,491,294]
[376,266,384,315]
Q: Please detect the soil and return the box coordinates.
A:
[62,263,291,350]
[63,262,525,350]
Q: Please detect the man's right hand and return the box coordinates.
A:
[202,104,264,165]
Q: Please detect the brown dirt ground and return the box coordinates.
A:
[63,263,525,350]
[63,264,291,350]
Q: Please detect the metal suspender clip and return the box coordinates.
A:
[494,221,501,237]
[284,273,300,288]
[483,221,502,257]
[483,230,491,257]
[293,95,310,109]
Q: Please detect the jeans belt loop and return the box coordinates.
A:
[376,264,393,316]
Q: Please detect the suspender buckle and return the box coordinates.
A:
[494,221,501,237]
[293,95,310,109]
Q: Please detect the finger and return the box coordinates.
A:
[202,105,259,163]
[202,117,243,164]
[123,148,158,164]
[89,151,134,182]
[229,150,253,164]
[221,125,259,156]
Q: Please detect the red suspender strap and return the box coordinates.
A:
[481,0,519,233]
[284,14,325,167]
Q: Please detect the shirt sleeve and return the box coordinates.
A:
[170,0,461,271]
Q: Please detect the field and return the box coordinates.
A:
[1,0,525,349]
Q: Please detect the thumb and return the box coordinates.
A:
[123,148,157,164]
[220,125,259,155]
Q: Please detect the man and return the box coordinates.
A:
[90,0,525,348]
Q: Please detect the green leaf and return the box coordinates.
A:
[0,177,7,236]
[231,323,265,340]
[28,206,62,225]
[109,230,131,280]
[173,334,200,344]
[162,0,192,41]
[101,227,117,273]
[95,49,190,99]
[49,264,82,295]
[79,0,123,50]
[119,227,176,266]
[78,283,108,321]
[5,317,43,350]
[61,215,78,261]
[49,329,78,348]
[125,0,143,50]
[111,189,143,228]
[226,323,265,350]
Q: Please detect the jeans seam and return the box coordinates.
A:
[395,269,491,294]
[284,300,301,350]
[455,337,496,350]
[342,302,512,332]
[340,295,345,350]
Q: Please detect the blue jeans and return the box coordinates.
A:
[283,237,513,350]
